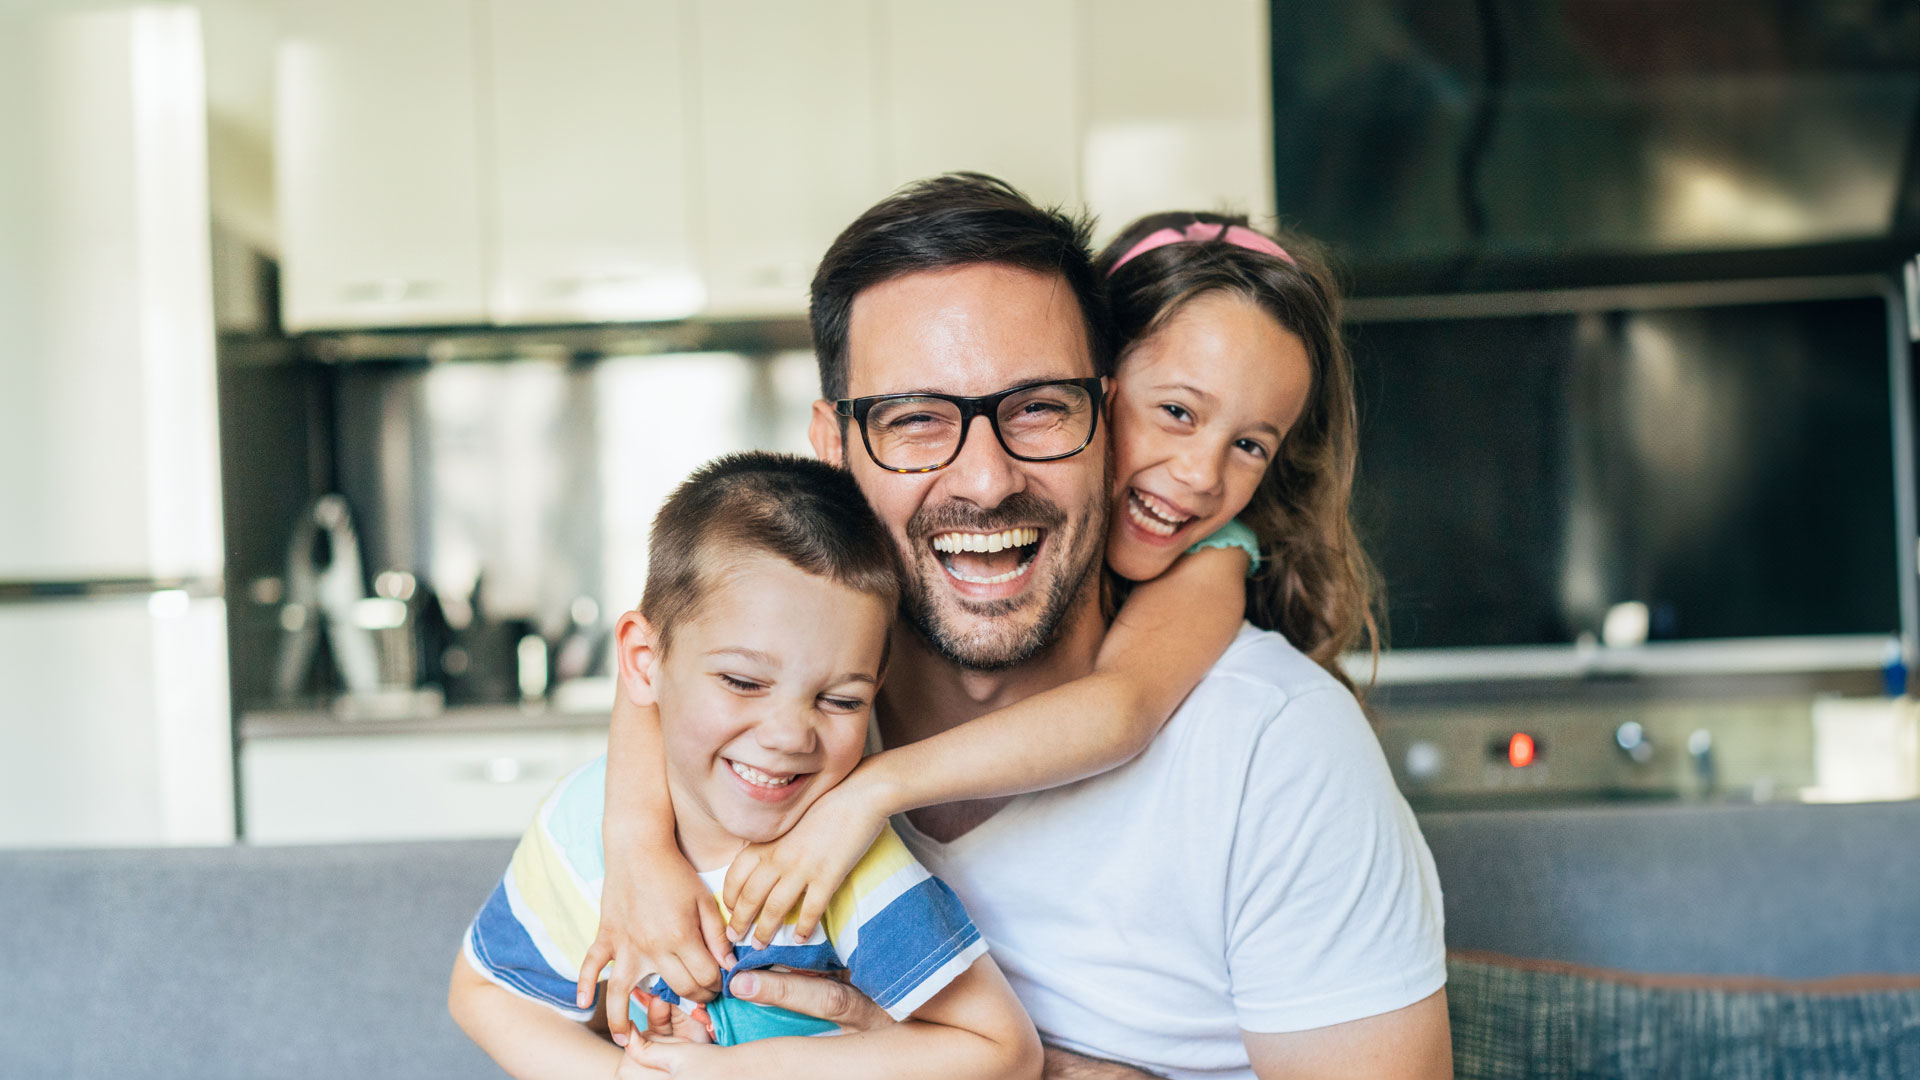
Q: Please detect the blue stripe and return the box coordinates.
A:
[468,879,579,1012]
[845,876,982,1010]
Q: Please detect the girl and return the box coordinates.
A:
[581,212,1382,1043]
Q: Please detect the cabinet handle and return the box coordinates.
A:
[342,278,442,304]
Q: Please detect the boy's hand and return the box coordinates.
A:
[721,771,890,948]
[579,845,733,1047]
[618,1033,725,1080]
[633,989,716,1043]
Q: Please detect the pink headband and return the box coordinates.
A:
[1108,222,1294,275]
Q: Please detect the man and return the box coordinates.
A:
[734,174,1450,1079]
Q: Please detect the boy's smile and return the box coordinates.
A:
[627,554,892,870]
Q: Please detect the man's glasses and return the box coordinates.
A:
[834,378,1104,474]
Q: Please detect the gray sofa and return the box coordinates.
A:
[4,801,1918,1079]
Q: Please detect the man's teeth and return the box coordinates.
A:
[729,760,797,787]
[1128,490,1192,537]
[942,558,1034,586]
[930,527,1040,554]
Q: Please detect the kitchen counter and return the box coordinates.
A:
[239,702,610,740]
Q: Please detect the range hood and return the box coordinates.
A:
[1270,0,1920,293]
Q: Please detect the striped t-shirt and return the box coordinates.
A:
[461,755,988,1038]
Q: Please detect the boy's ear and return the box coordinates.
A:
[809,399,846,468]
[614,609,664,708]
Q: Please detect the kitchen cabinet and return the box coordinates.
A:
[272,0,1274,326]
[485,0,703,324]
[241,727,609,843]
[877,0,1080,209]
[694,0,884,317]
[1078,0,1275,242]
[276,0,489,330]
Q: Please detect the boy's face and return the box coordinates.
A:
[624,553,891,866]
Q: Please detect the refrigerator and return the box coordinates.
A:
[0,5,235,847]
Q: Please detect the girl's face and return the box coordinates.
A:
[1106,291,1313,582]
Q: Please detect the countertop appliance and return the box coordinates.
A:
[0,7,234,846]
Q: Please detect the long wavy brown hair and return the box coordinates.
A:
[1096,211,1383,693]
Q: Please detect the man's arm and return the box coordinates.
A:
[448,954,622,1080]
[1242,988,1451,1080]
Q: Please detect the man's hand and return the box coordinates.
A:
[1042,1043,1164,1079]
[727,969,895,1032]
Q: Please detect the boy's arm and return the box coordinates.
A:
[627,956,1042,1080]
[725,547,1248,945]
[586,688,732,1043]
[449,953,622,1080]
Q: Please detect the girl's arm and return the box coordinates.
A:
[622,956,1042,1080]
[580,692,734,1046]
[723,546,1250,947]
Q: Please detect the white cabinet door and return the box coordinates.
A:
[241,729,609,843]
[0,596,233,848]
[0,6,223,583]
[877,0,1080,209]
[1079,0,1274,244]
[276,0,488,330]
[694,0,883,317]
[485,0,703,324]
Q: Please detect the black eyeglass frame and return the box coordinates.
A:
[833,377,1106,474]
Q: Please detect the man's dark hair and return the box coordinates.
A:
[809,172,1112,401]
[641,452,900,652]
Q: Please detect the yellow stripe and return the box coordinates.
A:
[509,819,601,971]
[822,826,917,941]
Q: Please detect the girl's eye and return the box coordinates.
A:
[1236,438,1272,460]
[719,674,764,693]
[1159,403,1192,423]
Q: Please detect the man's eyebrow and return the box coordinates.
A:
[708,646,780,667]
[866,374,1087,397]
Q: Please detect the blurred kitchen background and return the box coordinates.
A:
[4,0,1919,848]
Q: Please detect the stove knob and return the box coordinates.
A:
[1616,720,1655,765]
[1405,740,1444,781]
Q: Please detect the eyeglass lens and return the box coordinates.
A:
[864,383,1096,471]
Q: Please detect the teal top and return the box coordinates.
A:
[1186,518,1261,576]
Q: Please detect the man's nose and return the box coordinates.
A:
[940,413,1025,508]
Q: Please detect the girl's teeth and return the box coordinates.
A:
[1128,491,1190,537]
[729,760,795,787]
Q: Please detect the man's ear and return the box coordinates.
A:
[809,399,846,467]
[614,609,664,707]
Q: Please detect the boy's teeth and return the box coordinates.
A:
[931,527,1039,554]
[729,760,796,787]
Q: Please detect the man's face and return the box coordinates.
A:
[811,264,1108,671]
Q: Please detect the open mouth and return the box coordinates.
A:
[1125,489,1196,538]
[930,527,1042,586]
[727,758,802,790]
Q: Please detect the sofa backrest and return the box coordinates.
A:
[0,839,516,1080]
[1419,800,1920,978]
[4,801,1918,1078]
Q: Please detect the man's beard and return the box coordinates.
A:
[897,487,1108,671]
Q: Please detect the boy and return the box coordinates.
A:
[447,452,1041,1079]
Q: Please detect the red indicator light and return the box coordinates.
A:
[1508,733,1537,768]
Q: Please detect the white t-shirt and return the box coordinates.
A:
[893,624,1447,1080]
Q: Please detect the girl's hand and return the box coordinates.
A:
[721,771,891,948]
[579,844,734,1048]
